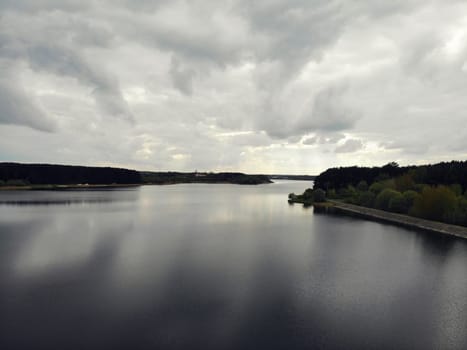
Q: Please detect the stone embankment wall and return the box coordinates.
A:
[327,200,467,240]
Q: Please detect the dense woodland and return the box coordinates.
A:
[314,161,467,190]
[141,171,271,185]
[269,175,316,181]
[0,163,271,186]
[0,163,142,185]
[312,161,467,227]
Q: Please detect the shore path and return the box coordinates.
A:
[328,200,467,240]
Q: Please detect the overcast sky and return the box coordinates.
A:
[1,0,466,174]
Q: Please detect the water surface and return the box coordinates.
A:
[1,182,466,349]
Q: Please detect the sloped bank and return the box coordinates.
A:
[321,200,467,240]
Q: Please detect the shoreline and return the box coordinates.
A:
[0,184,143,191]
[322,200,467,240]
[0,181,273,191]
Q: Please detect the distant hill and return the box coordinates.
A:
[0,163,142,185]
[0,163,272,187]
[268,175,316,181]
[141,171,272,185]
[314,161,467,191]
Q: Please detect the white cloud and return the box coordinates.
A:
[335,139,364,153]
[1,0,466,174]
[0,67,57,132]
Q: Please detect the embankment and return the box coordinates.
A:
[326,200,467,240]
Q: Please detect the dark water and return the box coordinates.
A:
[0,182,466,350]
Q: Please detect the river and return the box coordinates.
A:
[0,181,466,349]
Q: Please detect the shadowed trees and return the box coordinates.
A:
[311,160,467,227]
[0,163,142,185]
[314,161,467,192]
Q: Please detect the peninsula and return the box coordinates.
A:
[0,163,272,189]
[289,160,467,239]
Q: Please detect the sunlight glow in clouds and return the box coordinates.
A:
[1,0,466,173]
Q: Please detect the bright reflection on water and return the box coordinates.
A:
[0,182,466,350]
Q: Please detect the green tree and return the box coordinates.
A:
[443,197,467,226]
[301,188,314,201]
[449,184,462,196]
[402,190,419,209]
[375,189,401,211]
[338,185,357,199]
[357,191,375,207]
[411,186,457,221]
[327,189,337,199]
[395,174,415,192]
[369,182,385,194]
[313,188,326,203]
[370,179,395,195]
[409,167,427,183]
[356,180,368,192]
[388,192,407,213]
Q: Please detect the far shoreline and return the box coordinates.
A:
[0,180,275,191]
[0,184,142,191]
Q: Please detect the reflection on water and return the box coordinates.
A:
[0,188,140,206]
[0,182,466,350]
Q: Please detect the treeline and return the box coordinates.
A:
[141,172,271,185]
[0,163,142,185]
[270,175,316,181]
[0,163,272,187]
[314,161,467,191]
[313,161,467,226]
[288,188,325,205]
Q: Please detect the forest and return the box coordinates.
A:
[141,171,272,185]
[312,161,467,227]
[0,163,271,187]
[0,163,142,185]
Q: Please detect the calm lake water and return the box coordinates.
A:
[0,181,466,350]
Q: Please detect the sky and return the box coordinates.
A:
[1,0,467,174]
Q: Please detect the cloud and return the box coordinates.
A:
[335,139,364,153]
[0,10,133,123]
[1,0,467,173]
[300,86,358,133]
[302,133,345,145]
[0,0,89,13]
[169,56,195,95]
[0,71,56,132]
[26,45,133,122]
